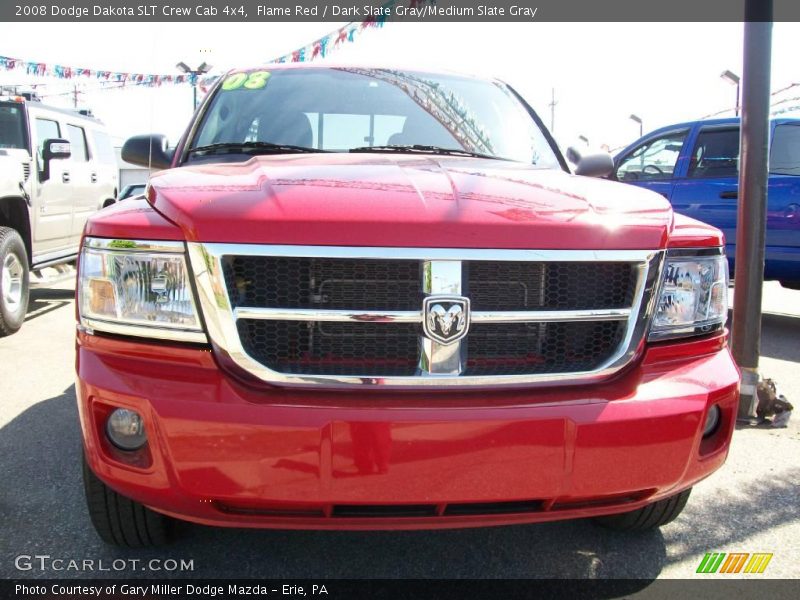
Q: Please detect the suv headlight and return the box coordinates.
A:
[78,238,206,343]
[649,251,728,340]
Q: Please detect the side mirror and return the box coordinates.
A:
[122,134,173,170]
[567,146,615,178]
[40,138,71,182]
[43,138,71,162]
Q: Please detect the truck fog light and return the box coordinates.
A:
[703,405,721,438]
[106,408,147,450]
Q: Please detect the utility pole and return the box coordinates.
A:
[72,84,79,109]
[731,0,772,418]
[549,88,557,133]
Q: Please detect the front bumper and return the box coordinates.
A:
[76,331,739,530]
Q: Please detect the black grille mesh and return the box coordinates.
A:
[467,261,636,311]
[237,320,421,376]
[224,257,420,310]
[465,321,626,376]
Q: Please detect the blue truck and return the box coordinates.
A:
[613,117,800,288]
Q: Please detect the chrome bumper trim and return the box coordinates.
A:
[78,319,208,344]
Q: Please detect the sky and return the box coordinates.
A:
[1,22,799,151]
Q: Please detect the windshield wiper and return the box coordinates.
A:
[187,141,327,156]
[349,144,502,160]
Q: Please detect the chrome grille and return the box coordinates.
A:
[189,245,662,388]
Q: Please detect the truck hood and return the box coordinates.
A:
[147,153,674,249]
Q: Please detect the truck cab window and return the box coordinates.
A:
[66,124,89,161]
[35,118,60,166]
[0,104,26,149]
[770,124,800,175]
[322,114,371,149]
[688,128,739,178]
[616,132,687,182]
[91,130,116,164]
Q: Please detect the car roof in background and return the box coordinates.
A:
[640,116,800,136]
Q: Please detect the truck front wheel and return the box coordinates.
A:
[593,488,692,531]
[82,454,174,547]
[0,226,29,336]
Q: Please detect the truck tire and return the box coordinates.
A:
[82,454,173,547]
[0,226,29,336]
[593,488,691,531]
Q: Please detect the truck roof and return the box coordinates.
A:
[0,97,104,125]
[645,115,800,135]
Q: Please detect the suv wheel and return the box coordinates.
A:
[0,227,29,336]
[82,454,174,547]
[593,488,691,531]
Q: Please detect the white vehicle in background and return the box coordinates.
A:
[118,183,147,200]
[0,93,117,335]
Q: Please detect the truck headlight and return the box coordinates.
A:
[78,238,206,343]
[649,251,728,340]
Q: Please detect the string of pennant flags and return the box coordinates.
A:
[0,56,194,86]
[0,25,359,87]
[0,0,434,90]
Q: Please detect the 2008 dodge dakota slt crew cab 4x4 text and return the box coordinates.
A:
[75,65,739,547]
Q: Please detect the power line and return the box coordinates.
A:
[35,79,168,98]
[699,82,800,119]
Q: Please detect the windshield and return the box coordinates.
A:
[187,67,561,166]
[0,103,27,150]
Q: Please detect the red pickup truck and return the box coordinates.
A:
[75,65,739,547]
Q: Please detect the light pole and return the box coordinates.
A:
[721,69,741,117]
[731,3,771,417]
[176,61,212,110]
[629,114,643,137]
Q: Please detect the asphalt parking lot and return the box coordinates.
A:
[1,275,798,581]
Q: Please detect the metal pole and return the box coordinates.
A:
[735,83,741,117]
[192,81,197,111]
[731,2,772,418]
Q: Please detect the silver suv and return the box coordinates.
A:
[0,94,117,335]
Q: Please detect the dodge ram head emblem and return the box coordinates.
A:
[422,296,471,345]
